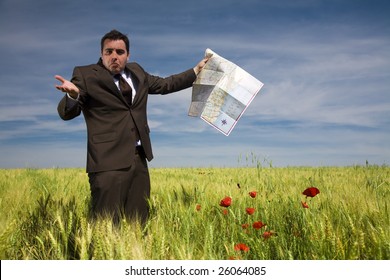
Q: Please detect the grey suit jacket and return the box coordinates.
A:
[57,60,196,173]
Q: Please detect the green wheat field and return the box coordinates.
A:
[0,162,389,260]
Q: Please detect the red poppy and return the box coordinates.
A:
[246,207,255,215]
[222,209,229,215]
[234,243,249,252]
[241,223,249,229]
[262,231,275,240]
[196,204,201,211]
[302,187,320,198]
[253,221,266,230]
[219,196,232,207]
[249,191,257,198]
[301,201,309,208]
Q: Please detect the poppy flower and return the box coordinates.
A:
[222,209,229,215]
[196,204,201,211]
[302,187,320,198]
[246,207,255,215]
[253,221,266,230]
[234,243,249,252]
[249,191,257,198]
[301,201,309,208]
[262,231,275,240]
[241,223,249,229]
[219,196,232,207]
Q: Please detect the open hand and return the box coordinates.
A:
[55,75,80,99]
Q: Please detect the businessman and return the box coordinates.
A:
[55,29,208,224]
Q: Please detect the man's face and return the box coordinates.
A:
[101,39,129,74]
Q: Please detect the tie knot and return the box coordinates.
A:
[114,74,123,80]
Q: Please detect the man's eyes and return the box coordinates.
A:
[104,49,126,55]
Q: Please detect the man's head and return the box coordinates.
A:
[100,30,130,74]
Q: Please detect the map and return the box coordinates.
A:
[189,48,264,136]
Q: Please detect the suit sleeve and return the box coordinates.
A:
[57,95,81,121]
[146,68,196,94]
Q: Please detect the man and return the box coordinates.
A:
[55,29,208,224]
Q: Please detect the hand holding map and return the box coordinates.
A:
[189,48,264,136]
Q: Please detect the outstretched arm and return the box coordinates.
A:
[55,74,82,120]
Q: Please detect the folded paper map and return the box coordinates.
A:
[189,48,264,136]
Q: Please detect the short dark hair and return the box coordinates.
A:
[100,29,130,53]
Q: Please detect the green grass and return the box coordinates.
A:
[0,165,389,260]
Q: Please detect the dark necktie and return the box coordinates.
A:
[115,74,132,105]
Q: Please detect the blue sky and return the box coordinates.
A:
[0,0,389,169]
